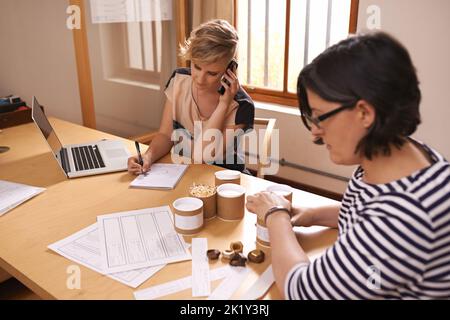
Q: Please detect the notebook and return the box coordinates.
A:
[130,164,188,190]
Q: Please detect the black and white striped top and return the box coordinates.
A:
[285,140,450,299]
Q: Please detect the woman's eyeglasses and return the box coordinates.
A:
[301,103,355,131]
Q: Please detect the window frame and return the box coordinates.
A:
[92,22,161,87]
[122,21,162,82]
[233,0,360,107]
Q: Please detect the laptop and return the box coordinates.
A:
[31,96,130,178]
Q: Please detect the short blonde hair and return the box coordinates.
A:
[180,19,238,64]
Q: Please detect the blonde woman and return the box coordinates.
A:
[128,19,254,174]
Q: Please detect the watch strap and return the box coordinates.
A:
[264,205,291,224]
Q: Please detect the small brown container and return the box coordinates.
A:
[256,216,271,247]
[189,184,217,221]
[266,184,293,202]
[172,197,204,235]
[216,183,246,221]
[214,170,241,186]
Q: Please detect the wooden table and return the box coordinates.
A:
[0,118,338,299]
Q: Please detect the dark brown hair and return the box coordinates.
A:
[297,31,421,159]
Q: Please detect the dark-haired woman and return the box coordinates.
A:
[246,32,450,299]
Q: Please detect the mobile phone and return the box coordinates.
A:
[218,59,238,95]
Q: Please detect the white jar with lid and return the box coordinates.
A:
[172,197,204,235]
[214,170,241,186]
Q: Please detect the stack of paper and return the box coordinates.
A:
[48,223,165,288]
[48,206,192,288]
[0,180,45,216]
[130,164,188,190]
[97,207,191,273]
[48,206,268,298]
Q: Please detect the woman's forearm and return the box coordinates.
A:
[145,133,173,163]
[267,205,340,298]
[292,204,340,228]
[267,212,310,298]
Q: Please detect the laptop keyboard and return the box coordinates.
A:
[71,145,106,171]
[60,148,71,174]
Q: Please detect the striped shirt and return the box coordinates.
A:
[285,140,450,299]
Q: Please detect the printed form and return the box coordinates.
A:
[97,206,191,274]
[48,223,165,288]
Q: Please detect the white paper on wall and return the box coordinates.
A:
[90,0,172,23]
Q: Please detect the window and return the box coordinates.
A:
[235,0,359,106]
[116,20,162,85]
[89,0,174,88]
[126,21,162,73]
[97,21,163,88]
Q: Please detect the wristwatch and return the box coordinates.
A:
[264,205,291,224]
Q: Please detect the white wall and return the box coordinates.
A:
[85,10,177,138]
[358,0,450,159]
[0,0,82,124]
[0,0,175,139]
[254,0,450,194]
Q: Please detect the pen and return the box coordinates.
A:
[135,141,144,167]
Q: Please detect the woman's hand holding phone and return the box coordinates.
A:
[218,60,239,106]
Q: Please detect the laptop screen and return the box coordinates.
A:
[31,96,64,156]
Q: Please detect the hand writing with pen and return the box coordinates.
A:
[128,141,152,175]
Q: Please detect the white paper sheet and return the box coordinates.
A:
[0,180,45,216]
[48,223,165,288]
[130,163,188,190]
[134,266,230,300]
[240,265,275,300]
[90,0,173,23]
[191,238,210,297]
[207,267,250,300]
[97,206,191,274]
